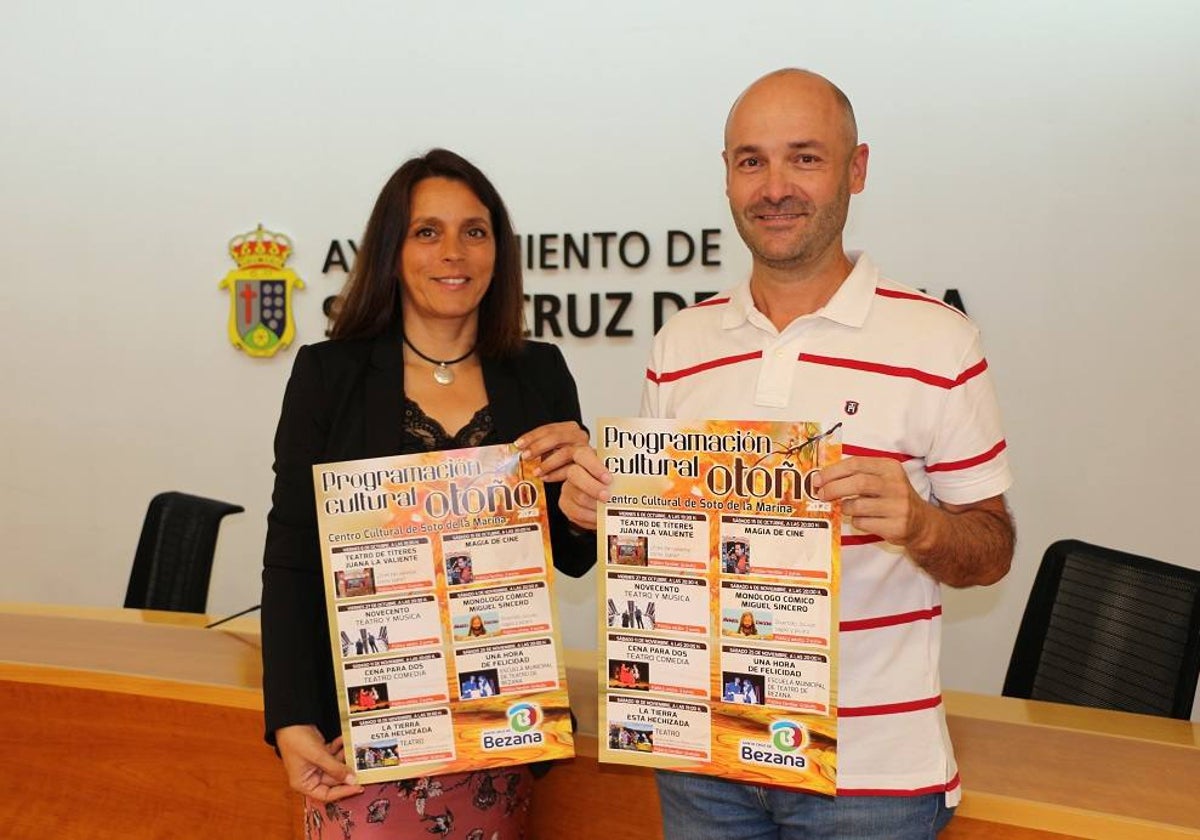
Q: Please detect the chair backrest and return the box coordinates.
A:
[123,491,245,613]
[1002,539,1200,720]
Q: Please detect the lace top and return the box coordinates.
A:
[400,396,497,452]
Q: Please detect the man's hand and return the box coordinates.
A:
[814,456,1013,587]
[275,725,364,803]
[558,446,612,530]
[516,421,589,483]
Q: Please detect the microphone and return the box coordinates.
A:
[204,603,261,629]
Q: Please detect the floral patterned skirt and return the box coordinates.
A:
[305,767,533,839]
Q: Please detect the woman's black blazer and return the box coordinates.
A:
[261,330,596,743]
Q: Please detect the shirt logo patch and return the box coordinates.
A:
[844,401,859,415]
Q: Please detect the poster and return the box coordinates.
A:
[312,444,574,782]
[597,418,840,792]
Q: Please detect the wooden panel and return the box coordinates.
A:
[941,817,1081,840]
[531,750,664,840]
[0,680,300,839]
[954,794,1200,840]
[949,716,1200,832]
[3,606,1198,840]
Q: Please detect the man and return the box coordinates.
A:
[561,68,1014,839]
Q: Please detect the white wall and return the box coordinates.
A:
[3,1,1197,717]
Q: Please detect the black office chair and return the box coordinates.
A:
[1002,539,1200,720]
[123,491,244,613]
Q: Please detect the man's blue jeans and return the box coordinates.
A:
[656,770,955,840]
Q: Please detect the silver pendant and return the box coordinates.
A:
[433,364,454,386]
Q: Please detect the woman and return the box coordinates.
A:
[617,663,636,688]
[262,149,596,839]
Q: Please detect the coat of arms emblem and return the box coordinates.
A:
[218,224,305,357]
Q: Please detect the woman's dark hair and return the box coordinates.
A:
[330,148,524,357]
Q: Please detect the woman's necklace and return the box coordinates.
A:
[402,335,474,386]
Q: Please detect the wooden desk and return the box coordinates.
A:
[553,651,1200,840]
[0,603,295,839]
[943,693,1200,840]
[2,604,1197,839]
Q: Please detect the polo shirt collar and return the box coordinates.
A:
[821,251,877,328]
[721,250,879,331]
[721,282,758,330]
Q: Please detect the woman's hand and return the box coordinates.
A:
[275,725,364,803]
[515,421,589,483]
[558,446,612,530]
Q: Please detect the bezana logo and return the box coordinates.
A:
[770,721,806,752]
[739,720,808,769]
[508,702,542,733]
[481,702,546,751]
